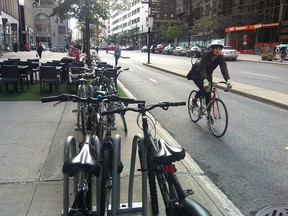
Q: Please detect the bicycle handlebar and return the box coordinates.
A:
[101,101,186,116]
[41,93,145,105]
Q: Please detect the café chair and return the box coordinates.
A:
[39,66,59,93]
[1,65,24,93]
[18,61,32,90]
[27,59,39,83]
[67,67,83,93]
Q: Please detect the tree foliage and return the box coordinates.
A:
[189,17,218,36]
[50,0,109,65]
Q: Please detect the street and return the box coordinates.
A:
[99,51,288,216]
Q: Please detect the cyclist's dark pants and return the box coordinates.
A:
[193,78,211,111]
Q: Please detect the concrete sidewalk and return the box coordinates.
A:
[0,50,286,216]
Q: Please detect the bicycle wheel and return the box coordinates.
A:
[209,98,228,137]
[187,90,201,122]
[100,145,112,216]
[137,141,159,215]
[69,171,92,215]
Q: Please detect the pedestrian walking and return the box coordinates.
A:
[36,43,44,59]
[114,44,121,67]
[96,46,99,54]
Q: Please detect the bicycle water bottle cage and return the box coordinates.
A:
[62,144,101,177]
[152,139,185,165]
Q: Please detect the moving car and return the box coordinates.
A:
[222,46,238,61]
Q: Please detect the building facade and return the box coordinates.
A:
[175,0,288,53]
[0,0,70,52]
[109,0,180,49]
[0,0,20,51]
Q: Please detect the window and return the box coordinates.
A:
[58,26,66,34]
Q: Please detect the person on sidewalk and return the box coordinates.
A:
[36,43,44,59]
[114,44,121,67]
[189,40,232,125]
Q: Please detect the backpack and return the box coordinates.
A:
[186,59,200,80]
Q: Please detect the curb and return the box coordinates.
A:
[143,63,288,111]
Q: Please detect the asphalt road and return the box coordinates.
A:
[100,52,288,216]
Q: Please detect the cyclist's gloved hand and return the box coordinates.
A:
[226,79,232,89]
[203,79,210,90]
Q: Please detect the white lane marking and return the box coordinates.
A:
[240,71,278,79]
[149,78,158,82]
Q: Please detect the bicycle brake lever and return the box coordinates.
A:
[53,101,63,107]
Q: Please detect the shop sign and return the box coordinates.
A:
[225,25,255,32]
[254,23,279,29]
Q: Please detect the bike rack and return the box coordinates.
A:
[62,134,147,216]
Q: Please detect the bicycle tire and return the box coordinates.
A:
[187,90,201,122]
[209,98,228,137]
[69,172,92,215]
[137,141,159,215]
[100,146,112,216]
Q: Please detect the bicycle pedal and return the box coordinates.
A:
[184,189,194,196]
[72,109,79,113]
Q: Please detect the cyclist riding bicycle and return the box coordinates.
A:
[190,40,232,124]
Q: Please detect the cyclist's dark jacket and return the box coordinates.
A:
[191,51,230,82]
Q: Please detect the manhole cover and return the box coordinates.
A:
[255,205,288,216]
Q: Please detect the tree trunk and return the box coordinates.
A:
[85,17,91,66]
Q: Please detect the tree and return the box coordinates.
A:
[165,26,181,45]
[189,17,219,42]
[50,0,109,65]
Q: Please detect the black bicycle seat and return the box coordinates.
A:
[152,139,185,165]
[62,143,101,177]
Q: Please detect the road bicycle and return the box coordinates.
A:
[41,93,143,216]
[188,81,230,137]
[69,69,95,134]
[102,101,212,216]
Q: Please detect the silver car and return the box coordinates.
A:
[222,46,238,61]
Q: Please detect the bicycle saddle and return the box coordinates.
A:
[62,143,101,177]
[152,139,185,165]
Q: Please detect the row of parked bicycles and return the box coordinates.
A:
[41,58,213,215]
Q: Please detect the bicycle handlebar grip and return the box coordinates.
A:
[41,95,61,103]
[168,102,186,106]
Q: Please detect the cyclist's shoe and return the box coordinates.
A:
[206,116,214,127]
[192,99,198,108]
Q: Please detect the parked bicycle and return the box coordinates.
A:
[188,81,230,137]
[41,93,144,216]
[102,101,212,216]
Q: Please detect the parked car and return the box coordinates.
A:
[187,45,208,57]
[50,45,67,53]
[126,45,134,50]
[172,46,188,56]
[222,46,238,61]
[155,44,165,54]
[162,44,174,55]
[141,45,148,52]
[121,46,127,50]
